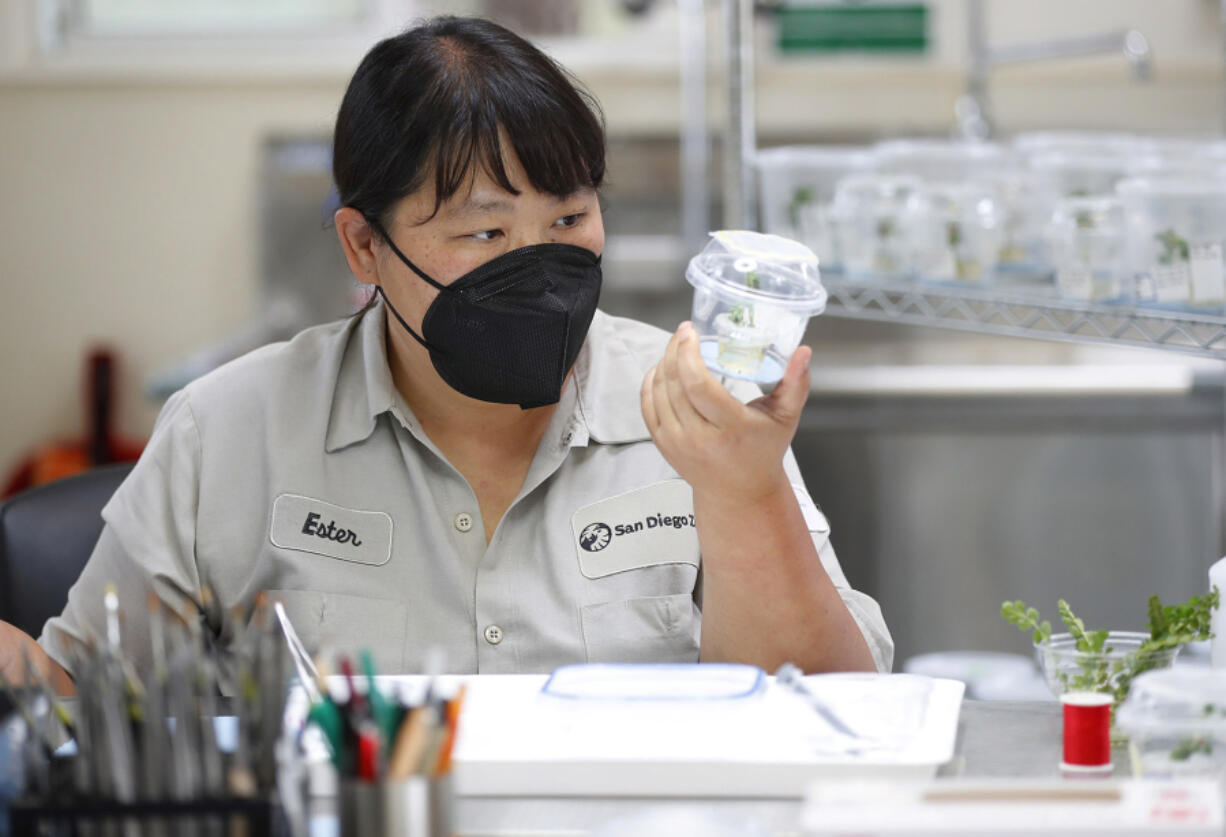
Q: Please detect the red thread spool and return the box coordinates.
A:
[1061,691,1113,773]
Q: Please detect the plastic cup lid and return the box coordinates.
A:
[685,230,826,314]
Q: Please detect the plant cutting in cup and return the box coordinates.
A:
[714,269,774,378]
[1001,589,1219,722]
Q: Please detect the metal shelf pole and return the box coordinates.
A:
[722,0,756,229]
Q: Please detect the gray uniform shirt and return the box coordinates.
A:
[39,304,893,686]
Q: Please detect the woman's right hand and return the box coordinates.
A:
[0,621,75,696]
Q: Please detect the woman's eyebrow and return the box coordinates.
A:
[446,195,515,217]
[552,187,596,204]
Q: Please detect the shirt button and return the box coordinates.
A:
[454,512,473,533]
[484,625,504,645]
[562,430,574,445]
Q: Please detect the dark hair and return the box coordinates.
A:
[332,16,606,229]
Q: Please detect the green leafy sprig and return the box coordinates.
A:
[1000,588,1220,711]
[1000,600,1051,645]
[1157,228,1191,265]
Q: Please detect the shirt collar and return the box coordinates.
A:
[325,301,399,453]
[325,304,655,454]
[572,310,654,445]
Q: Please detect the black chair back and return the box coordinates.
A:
[0,463,133,637]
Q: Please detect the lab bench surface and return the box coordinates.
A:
[446,699,1076,837]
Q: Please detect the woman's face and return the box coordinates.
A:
[372,148,605,333]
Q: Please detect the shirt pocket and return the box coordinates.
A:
[579,593,701,664]
[265,589,408,674]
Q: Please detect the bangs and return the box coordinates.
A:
[333,17,607,229]
[424,40,605,217]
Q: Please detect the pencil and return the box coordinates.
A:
[387,705,432,780]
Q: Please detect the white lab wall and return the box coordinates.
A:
[0,81,343,474]
[0,0,1224,477]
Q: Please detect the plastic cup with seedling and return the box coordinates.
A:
[686,231,826,385]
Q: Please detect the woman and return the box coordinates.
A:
[1,16,890,695]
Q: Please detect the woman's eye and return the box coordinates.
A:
[470,229,502,241]
[555,213,585,229]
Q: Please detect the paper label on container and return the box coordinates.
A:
[1057,264,1093,300]
[1190,243,1225,304]
[1152,262,1191,304]
[571,480,700,579]
[1134,272,1156,303]
[931,249,957,280]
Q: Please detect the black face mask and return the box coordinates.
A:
[371,222,602,409]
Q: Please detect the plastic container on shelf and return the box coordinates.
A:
[685,230,826,385]
[1029,149,1151,201]
[904,181,1005,284]
[828,174,921,281]
[1129,139,1226,180]
[1022,150,1156,281]
[874,138,1010,184]
[1116,668,1226,784]
[754,145,876,272]
[986,165,1048,277]
[1116,176,1226,310]
[1046,195,1128,302]
[1012,130,1155,158]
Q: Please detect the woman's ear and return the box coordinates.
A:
[335,207,380,286]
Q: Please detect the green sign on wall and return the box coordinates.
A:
[777,3,928,54]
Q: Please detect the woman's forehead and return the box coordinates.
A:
[402,162,593,225]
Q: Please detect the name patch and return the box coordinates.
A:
[270,493,392,566]
[571,480,700,579]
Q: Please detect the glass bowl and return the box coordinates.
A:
[1035,631,1180,708]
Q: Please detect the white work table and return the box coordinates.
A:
[438,699,1069,837]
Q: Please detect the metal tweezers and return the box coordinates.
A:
[774,662,863,741]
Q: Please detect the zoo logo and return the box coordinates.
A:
[578,522,613,552]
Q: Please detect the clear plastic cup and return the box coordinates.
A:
[1116,176,1226,310]
[829,174,921,280]
[904,181,1005,284]
[685,230,826,385]
[988,165,1048,276]
[755,145,876,272]
[1116,668,1226,786]
[1046,195,1128,302]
